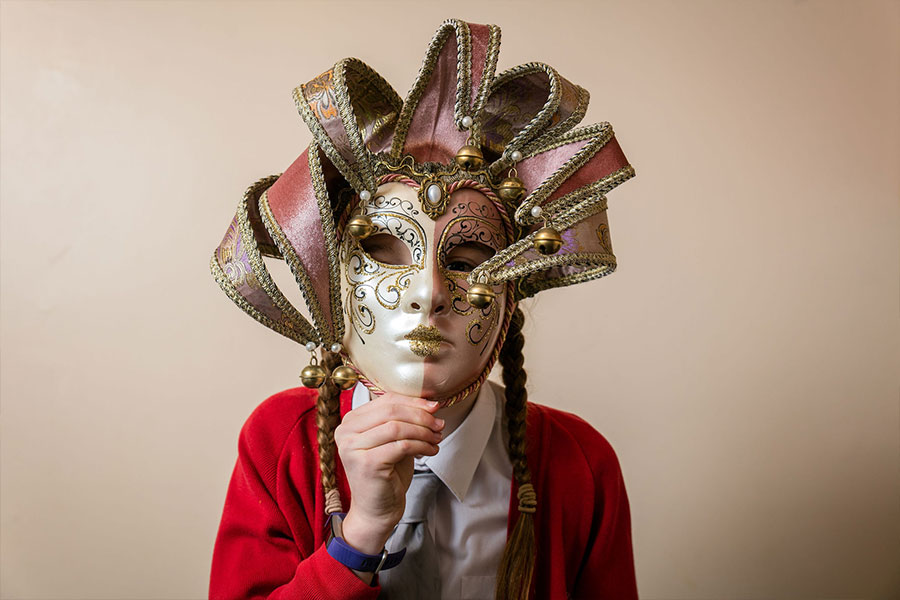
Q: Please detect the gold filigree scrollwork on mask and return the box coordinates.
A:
[437,201,505,353]
[342,199,426,339]
[374,154,502,221]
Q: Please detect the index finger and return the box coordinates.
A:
[342,394,444,434]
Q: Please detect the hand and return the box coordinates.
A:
[334,391,445,556]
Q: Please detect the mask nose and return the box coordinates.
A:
[402,267,449,316]
[402,267,432,315]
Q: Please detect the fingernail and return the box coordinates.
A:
[435,418,445,428]
[427,400,439,408]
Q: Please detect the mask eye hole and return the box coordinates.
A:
[360,233,413,266]
[443,242,495,274]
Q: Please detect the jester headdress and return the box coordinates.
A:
[211,18,634,361]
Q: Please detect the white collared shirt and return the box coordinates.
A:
[351,381,513,600]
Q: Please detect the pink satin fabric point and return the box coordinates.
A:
[403,22,496,163]
[266,148,335,336]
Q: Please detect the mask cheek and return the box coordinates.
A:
[444,271,473,315]
[340,243,430,395]
[442,271,504,350]
[465,304,499,348]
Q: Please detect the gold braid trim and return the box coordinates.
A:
[470,164,634,293]
[331,58,389,192]
[485,62,564,176]
[210,179,318,345]
[469,24,502,144]
[210,254,309,345]
[293,87,364,194]
[515,122,616,224]
[293,58,402,195]
[523,83,590,156]
[307,143,345,343]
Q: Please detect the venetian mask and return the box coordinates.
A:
[340,181,508,402]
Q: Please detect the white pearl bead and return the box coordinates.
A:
[330,343,342,353]
[461,115,473,128]
[305,341,317,352]
[359,190,371,201]
[426,183,442,204]
[511,150,523,162]
[530,205,543,218]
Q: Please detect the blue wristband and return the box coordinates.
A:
[325,513,406,573]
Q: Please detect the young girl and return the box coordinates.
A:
[209,18,637,600]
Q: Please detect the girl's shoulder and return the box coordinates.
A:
[237,387,326,462]
[524,399,625,484]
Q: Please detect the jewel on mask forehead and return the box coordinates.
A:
[426,183,442,204]
[417,176,449,220]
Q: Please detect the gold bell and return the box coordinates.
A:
[534,226,563,255]
[330,365,359,390]
[300,363,328,388]
[498,176,526,202]
[466,283,495,308]
[346,215,374,240]
[454,145,485,171]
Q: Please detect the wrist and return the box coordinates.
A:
[326,513,405,583]
[341,510,394,555]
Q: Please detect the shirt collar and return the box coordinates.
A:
[350,382,497,502]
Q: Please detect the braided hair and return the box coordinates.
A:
[494,306,536,600]
[316,350,345,515]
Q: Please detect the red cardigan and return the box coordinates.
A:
[210,387,637,599]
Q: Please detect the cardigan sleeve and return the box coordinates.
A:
[209,393,380,600]
[572,448,638,598]
[553,410,638,600]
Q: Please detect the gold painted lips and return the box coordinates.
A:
[403,325,446,357]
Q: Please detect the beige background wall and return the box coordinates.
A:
[1,1,897,598]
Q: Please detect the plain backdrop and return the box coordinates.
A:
[1,1,898,598]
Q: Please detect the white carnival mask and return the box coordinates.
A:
[340,181,508,401]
